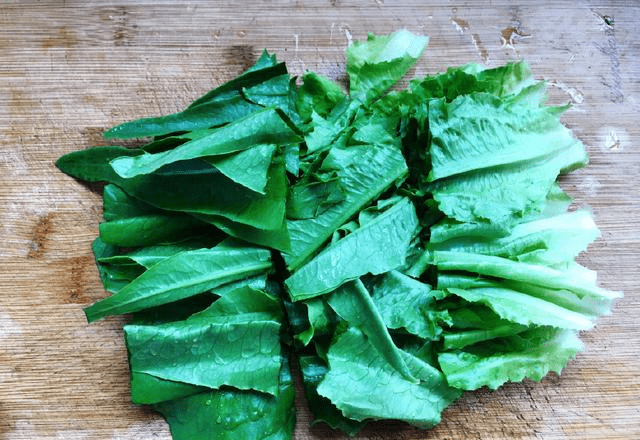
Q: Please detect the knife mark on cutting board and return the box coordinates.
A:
[100,6,137,47]
[593,11,623,103]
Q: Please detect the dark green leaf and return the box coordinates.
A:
[84,241,272,322]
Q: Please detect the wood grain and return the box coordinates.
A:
[1,1,638,439]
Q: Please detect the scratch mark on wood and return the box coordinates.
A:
[593,11,624,103]
[344,26,353,47]
[101,6,137,47]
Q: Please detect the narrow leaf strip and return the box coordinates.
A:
[110,108,300,178]
[84,243,272,322]
[431,251,620,301]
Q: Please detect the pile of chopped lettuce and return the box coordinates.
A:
[56,30,620,439]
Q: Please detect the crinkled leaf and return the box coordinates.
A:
[428,138,588,225]
[438,328,584,390]
[298,355,367,437]
[411,60,536,103]
[296,71,346,121]
[346,29,429,103]
[369,271,449,340]
[317,327,461,428]
[284,144,408,271]
[327,280,418,382]
[429,210,600,265]
[446,286,596,330]
[442,323,528,351]
[431,251,621,302]
[427,92,583,181]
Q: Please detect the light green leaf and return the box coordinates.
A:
[428,92,582,181]
[347,29,429,103]
[438,328,584,390]
[447,286,596,330]
[429,210,601,265]
[431,251,621,302]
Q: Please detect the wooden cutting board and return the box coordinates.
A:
[1,1,638,439]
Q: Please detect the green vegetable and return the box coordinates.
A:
[56,29,619,439]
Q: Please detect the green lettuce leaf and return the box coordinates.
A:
[285,197,418,301]
[103,51,288,139]
[109,108,300,179]
[429,209,601,265]
[284,144,408,271]
[154,358,295,440]
[438,327,584,390]
[298,355,367,437]
[84,240,272,322]
[124,287,282,395]
[317,327,461,428]
[368,271,450,340]
[431,251,621,302]
[327,280,418,382]
[446,286,596,330]
[346,29,429,104]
